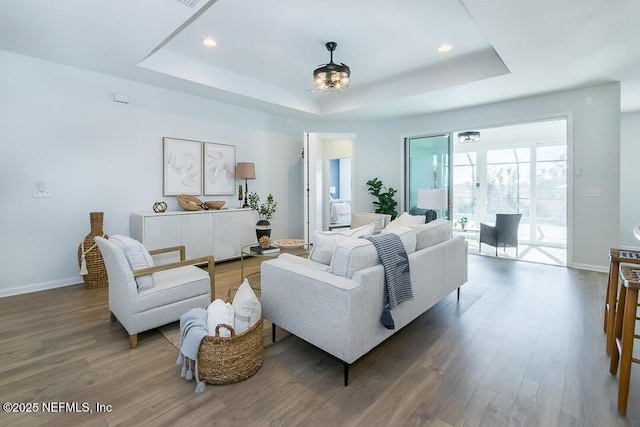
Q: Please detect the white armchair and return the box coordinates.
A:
[95,235,213,348]
[350,212,391,233]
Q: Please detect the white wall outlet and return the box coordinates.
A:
[585,188,602,197]
[32,181,52,198]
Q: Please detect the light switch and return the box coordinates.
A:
[585,188,601,197]
[32,181,52,198]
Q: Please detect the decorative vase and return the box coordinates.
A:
[77,212,109,289]
[256,219,271,241]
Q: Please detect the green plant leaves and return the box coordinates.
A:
[366,177,398,219]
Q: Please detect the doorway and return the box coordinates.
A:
[303,132,355,245]
[452,119,568,266]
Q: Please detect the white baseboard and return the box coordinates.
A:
[0,277,81,298]
[572,262,608,273]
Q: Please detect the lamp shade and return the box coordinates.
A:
[236,162,256,180]
[417,189,447,210]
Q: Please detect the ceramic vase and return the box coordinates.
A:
[256,219,271,241]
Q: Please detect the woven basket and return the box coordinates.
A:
[197,289,264,385]
[177,194,203,211]
[77,212,109,289]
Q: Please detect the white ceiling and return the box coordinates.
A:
[2,0,639,121]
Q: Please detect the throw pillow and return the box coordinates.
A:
[411,219,453,250]
[206,299,235,337]
[232,279,261,334]
[309,223,375,265]
[396,212,426,226]
[330,226,417,278]
[109,235,154,291]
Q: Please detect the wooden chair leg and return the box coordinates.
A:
[604,263,613,332]
[617,288,638,415]
[606,261,619,355]
[129,334,138,349]
[610,286,627,375]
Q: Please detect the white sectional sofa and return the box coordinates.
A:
[260,219,468,385]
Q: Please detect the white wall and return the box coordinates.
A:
[0,50,306,296]
[620,111,640,249]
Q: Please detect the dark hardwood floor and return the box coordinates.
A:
[1,255,638,426]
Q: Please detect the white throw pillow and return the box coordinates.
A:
[330,226,417,278]
[396,212,426,226]
[109,235,154,291]
[411,219,452,250]
[207,299,235,337]
[232,279,261,334]
[309,223,375,265]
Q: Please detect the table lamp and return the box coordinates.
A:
[236,162,256,208]
[417,188,447,223]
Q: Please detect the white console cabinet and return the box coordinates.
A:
[131,208,259,262]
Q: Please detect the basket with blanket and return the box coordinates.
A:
[177,279,263,391]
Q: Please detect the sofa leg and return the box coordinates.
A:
[110,311,116,322]
[457,287,460,301]
[344,362,349,386]
[272,323,276,343]
[129,334,138,349]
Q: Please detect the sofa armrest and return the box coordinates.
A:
[261,258,365,363]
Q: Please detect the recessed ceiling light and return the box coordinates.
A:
[438,43,453,53]
[202,38,217,47]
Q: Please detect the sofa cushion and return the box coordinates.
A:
[232,279,261,334]
[133,265,210,313]
[410,219,452,250]
[385,212,426,230]
[330,226,416,278]
[309,223,375,265]
[109,235,154,291]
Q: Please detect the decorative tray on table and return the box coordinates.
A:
[273,239,306,248]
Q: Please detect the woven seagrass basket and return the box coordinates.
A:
[197,289,264,385]
[77,212,109,289]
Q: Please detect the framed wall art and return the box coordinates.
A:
[204,142,236,195]
[163,137,202,196]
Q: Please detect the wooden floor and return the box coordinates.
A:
[1,255,639,426]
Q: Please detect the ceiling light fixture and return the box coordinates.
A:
[313,42,350,92]
[202,38,217,47]
[458,131,480,143]
[438,43,453,53]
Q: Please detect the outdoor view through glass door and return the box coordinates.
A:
[452,119,567,266]
[405,134,450,219]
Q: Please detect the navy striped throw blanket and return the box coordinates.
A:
[365,233,413,329]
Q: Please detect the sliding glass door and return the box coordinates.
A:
[405,134,450,218]
[452,119,567,265]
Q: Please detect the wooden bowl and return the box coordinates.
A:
[205,201,225,210]
[177,194,203,211]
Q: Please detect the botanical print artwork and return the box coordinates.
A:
[204,143,236,195]
[163,138,202,196]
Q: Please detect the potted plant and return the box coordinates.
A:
[248,192,277,240]
[455,216,469,229]
[366,178,399,220]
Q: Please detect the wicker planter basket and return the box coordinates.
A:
[197,288,264,385]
